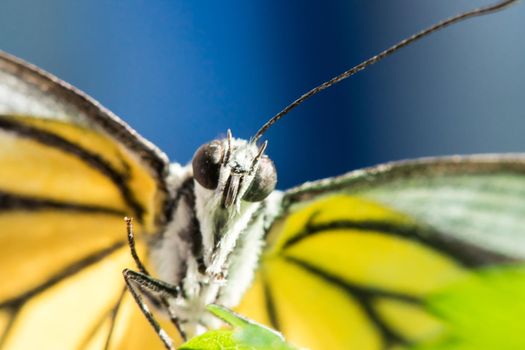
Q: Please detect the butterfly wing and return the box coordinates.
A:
[238,155,525,350]
[0,51,171,349]
[286,155,525,259]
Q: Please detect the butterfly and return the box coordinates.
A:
[0,1,524,349]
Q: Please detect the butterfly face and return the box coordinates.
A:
[187,131,277,289]
[192,132,276,211]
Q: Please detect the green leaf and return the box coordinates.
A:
[179,305,297,350]
[412,264,525,350]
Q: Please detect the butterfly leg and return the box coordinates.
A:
[123,218,187,348]
[125,217,150,275]
[125,217,187,334]
[123,269,189,349]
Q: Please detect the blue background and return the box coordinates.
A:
[0,0,524,189]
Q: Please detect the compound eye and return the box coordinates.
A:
[243,156,277,202]
[192,141,224,189]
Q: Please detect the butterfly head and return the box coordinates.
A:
[192,129,277,210]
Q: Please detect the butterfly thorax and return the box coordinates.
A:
[149,136,280,337]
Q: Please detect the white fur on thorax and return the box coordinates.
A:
[149,163,193,285]
[217,190,282,305]
[194,182,261,276]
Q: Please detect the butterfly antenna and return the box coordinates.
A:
[252,0,519,142]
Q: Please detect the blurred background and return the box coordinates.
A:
[0,0,523,189]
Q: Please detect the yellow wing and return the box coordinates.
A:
[238,156,525,350]
[0,52,170,350]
